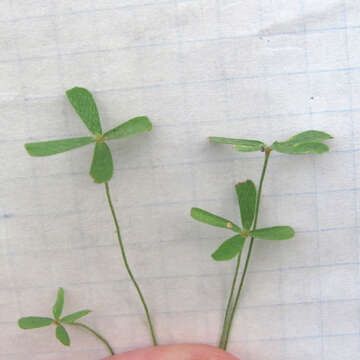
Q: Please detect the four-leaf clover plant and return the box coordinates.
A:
[18,288,114,355]
[192,130,333,350]
[21,87,158,347]
[25,87,152,184]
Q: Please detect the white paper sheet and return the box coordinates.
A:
[1,1,359,359]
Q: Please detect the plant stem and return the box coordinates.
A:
[104,182,158,346]
[218,253,241,348]
[222,149,271,350]
[71,321,114,355]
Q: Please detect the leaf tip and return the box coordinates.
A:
[235,179,249,186]
[65,86,85,95]
[18,318,25,329]
[145,117,152,131]
[24,143,31,155]
[211,250,224,261]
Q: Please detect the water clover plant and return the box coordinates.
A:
[25,87,152,183]
[191,130,332,350]
[21,87,158,347]
[18,288,114,355]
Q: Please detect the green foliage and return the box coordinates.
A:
[209,130,332,155]
[104,116,152,140]
[18,317,53,329]
[191,208,241,233]
[191,203,294,261]
[194,129,332,350]
[235,180,256,230]
[192,130,332,262]
[56,325,71,346]
[25,87,152,183]
[18,288,91,347]
[61,310,92,324]
[25,137,94,156]
[272,141,329,154]
[53,288,64,319]
[212,235,246,261]
[272,130,332,155]
[209,137,265,152]
[250,226,295,240]
[90,142,114,183]
[66,87,102,135]
[283,130,333,144]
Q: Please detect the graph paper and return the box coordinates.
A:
[1,0,359,359]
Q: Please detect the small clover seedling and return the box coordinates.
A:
[18,288,114,355]
[192,130,332,350]
[22,87,158,346]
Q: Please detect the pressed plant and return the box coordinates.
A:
[18,288,114,355]
[19,87,158,350]
[191,130,333,350]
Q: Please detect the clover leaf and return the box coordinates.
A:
[24,87,152,183]
[272,130,332,155]
[209,130,332,155]
[18,288,91,347]
[191,180,294,261]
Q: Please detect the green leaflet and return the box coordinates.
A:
[233,144,264,152]
[209,137,265,152]
[90,142,114,183]
[235,180,256,230]
[212,235,246,261]
[18,317,53,329]
[52,288,64,319]
[272,141,329,154]
[56,325,70,346]
[272,130,332,155]
[25,137,94,156]
[284,130,333,144]
[250,226,295,240]
[61,310,92,324]
[191,208,241,233]
[104,116,152,140]
[66,87,102,135]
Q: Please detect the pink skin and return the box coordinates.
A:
[103,344,239,360]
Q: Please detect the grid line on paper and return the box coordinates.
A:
[1,107,359,145]
[2,23,360,65]
[1,281,359,319]
[1,65,360,110]
[299,1,325,358]
[343,0,360,355]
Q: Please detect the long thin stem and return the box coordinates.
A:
[71,321,114,355]
[222,149,271,350]
[218,253,241,348]
[104,182,158,346]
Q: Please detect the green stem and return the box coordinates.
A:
[222,149,271,350]
[71,321,114,355]
[104,182,158,346]
[218,253,241,348]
